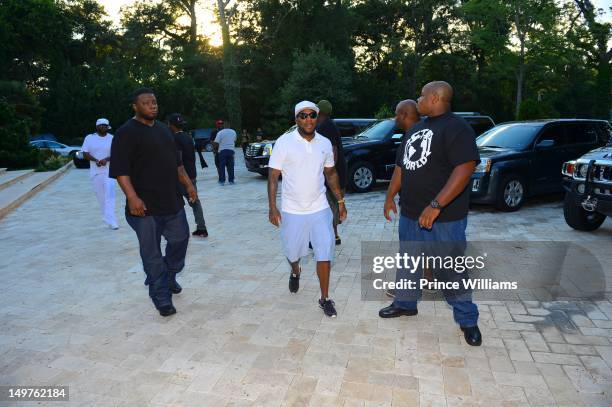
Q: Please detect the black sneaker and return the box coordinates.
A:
[335,236,341,245]
[158,304,176,317]
[289,271,300,293]
[192,227,208,237]
[319,298,337,318]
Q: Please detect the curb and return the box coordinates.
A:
[0,161,74,220]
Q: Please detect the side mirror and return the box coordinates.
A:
[536,139,555,149]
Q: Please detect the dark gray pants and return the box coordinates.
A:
[126,209,189,308]
[179,178,206,230]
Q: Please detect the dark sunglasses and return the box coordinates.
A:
[296,111,318,120]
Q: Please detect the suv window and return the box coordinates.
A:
[466,117,495,135]
[477,123,541,150]
[594,122,611,145]
[335,122,355,137]
[564,122,596,145]
[537,124,566,147]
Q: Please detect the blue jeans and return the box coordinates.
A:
[126,209,189,308]
[218,149,235,183]
[394,216,479,327]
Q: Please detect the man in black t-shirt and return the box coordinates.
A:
[379,81,483,346]
[110,88,198,317]
[167,113,208,238]
[316,100,347,245]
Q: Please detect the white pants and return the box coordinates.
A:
[92,174,117,226]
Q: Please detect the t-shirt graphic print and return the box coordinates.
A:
[402,128,433,171]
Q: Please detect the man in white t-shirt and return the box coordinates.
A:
[268,101,348,318]
[213,123,237,185]
[81,118,118,229]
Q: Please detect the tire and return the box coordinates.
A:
[73,158,88,169]
[348,161,376,193]
[495,174,526,212]
[204,142,214,152]
[563,192,606,231]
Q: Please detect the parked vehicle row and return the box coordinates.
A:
[244,114,493,184]
[244,118,377,176]
[471,119,610,211]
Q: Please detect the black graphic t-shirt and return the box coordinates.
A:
[396,112,480,222]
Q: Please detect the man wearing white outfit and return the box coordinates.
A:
[268,101,348,318]
[82,118,118,229]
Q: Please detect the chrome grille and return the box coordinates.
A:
[246,144,263,158]
[593,164,612,184]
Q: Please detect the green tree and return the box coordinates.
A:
[279,44,353,132]
[0,82,41,169]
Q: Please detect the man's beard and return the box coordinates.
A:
[297,124,315,137]
[141,112,157,121]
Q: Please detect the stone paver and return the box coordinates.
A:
[0,150,611,406]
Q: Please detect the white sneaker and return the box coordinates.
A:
[109,224,119,230]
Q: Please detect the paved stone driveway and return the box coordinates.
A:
[1,151,611,406]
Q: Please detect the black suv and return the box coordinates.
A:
[345,114,495,192]
[561,143,612,231]
[471,119,610,211]
[244,118,376,176]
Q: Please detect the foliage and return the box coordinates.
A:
[35,150,71,172]
[0,0,609,166]
[0,82,41,169]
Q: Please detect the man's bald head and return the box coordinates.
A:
[424,81,453,103]
[417,81,454,116]
[395,99,420,131]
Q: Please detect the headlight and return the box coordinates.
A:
[561,161,575,177]
[475,158,492,173]
[578,164,588,178]
[262,144,273,156]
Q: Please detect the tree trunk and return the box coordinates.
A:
[514,9,526,119]
[188,0,197,47]
[217,0,242,132]
[574,1,611,118]
[515,61,525,119]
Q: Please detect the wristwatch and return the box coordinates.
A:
[430,199,442,209]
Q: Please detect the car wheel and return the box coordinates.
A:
[205,142,214,152]
[563,192,606,231]
[349,161,376,193]
[495,175,525,212]
[73,158,88,169]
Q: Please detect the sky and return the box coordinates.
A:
[100,0,223,46]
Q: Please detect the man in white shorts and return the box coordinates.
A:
[82,118,118,229]
[267,101,348,317]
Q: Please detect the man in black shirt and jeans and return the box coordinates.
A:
[379,81,483,346]
[110,88,197,317]
[167,113,208,237]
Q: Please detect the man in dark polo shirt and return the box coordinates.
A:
[167,113,208,237]
[110,88,197,317]
[379,81,483,346]
[316,100,346,245]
